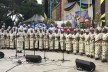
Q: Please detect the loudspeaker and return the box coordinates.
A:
[25,55,42,63]
[0,52,4,59]
[75,59,96,71]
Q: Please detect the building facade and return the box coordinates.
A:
[52,0,108,26]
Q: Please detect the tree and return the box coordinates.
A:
[0,0,44,27]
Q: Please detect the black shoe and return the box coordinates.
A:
[80,53,83,56]
[87,55,90,57]
[101,59,107,62]
[95,58,100,60]
[90,55,94,58]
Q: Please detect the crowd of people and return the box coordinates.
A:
[0,22,108,63]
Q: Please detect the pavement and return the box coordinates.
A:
[0,49,108,72]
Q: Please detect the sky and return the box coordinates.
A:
[37,0,42,4]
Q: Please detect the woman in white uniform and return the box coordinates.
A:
[39,29,44,51]
[0,29,4,48]
[30,30,35,49]
[84,29,90,57]
[101,28,108,62]
[89,28,95,58]
[34,28,39,50]
[65,30,72,54]
[95,28,102,60]
[72,29,79,54]
[9,30,15,49]
[79,29,85,55]
[43,29,49,51]
[6,30,10,49]
[24,29,29,50]
[54,29,60,52]
[60,29,66,52]
[17,29,24,53]
[49,30,54,51]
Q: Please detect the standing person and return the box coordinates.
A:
[94,28,102,60]
[65,29,72,54]
[60,29,66,52]
[48,30,54,51]
[24,29,29,50]
[54,29,60,52]
[9,29,15,49]
[39,29,44,51]
[17,29,24,53]
[72,29,79,54]
[84,29,90,57]
[29,29,35,50]
[3,29,7,49]
[0,29,4,48]
[6,30,10,49]
[34,28,39,50]
[101,28,108,62]
[89,28,95,58]
[79,29,85,55]
[43,29,49,51]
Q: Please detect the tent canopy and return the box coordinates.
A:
[24,14,44,23]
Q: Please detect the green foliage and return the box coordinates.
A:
[0,0,44,22]
[66,21,71,28]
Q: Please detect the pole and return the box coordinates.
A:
[60,0,62,20]
[50,0,52,20]
[88,0,90,16]
[80,0,82,17]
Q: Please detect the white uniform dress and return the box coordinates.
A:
[79,34,85,54]
[30,32,34,49]
[72,33,79,54]
[90,33,95,57]
[54,33,60,50]
[9,32,14,49]
[0,31,5,48]
[95,33,102,59]
[3,30,7,48]
[35,32,39,49]
[85,34,90,56]
[60,33,66,51]
[43,33,49,50]
[65,33,72,51]
[6,32,10,48]
[17,31,24,51]
[102,33,108,60]
[24,32,29,49]
[49,33,54,50]
[39,32,44,50]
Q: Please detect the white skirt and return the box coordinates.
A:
[17,40,23,51]
[10,39,14,48]
[95,43,102,58]
[35,39,39,48]
[79,41,85,53]
[39,39,43,49]
[30,38,34,49]
[73,41,79,53]
[54,40,59,50]
[102,43,108,60]
[25,39,29,49]
[44,39,49,49]
[66,41,71,51]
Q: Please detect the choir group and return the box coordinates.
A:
[0,24,108,62]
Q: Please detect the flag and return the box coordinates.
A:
[100,0,105,27]
[44,12,47,19]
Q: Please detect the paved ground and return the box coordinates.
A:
[0,49,108,72]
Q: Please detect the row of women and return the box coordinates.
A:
[0,25,108,62]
